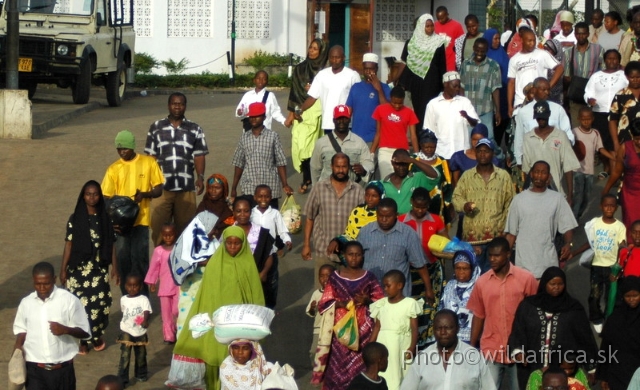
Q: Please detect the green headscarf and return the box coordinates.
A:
[407,14,447,79]
[173,225,264,388]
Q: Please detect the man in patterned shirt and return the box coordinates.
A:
[460,37,502,152]
[231,102,293,208]
[452,138,514,272]
[145,92,208,244]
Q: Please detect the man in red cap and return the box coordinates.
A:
[231,102,293,207]
[309,104,373,184]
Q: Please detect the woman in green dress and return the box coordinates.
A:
[172,226,264,389]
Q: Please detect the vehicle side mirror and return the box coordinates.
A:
[97,12,104,26]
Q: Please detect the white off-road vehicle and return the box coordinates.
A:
[0,0,135,106]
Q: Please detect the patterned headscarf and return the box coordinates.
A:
[365,180,385,199]
[220,339,271,389]
[407,14,448,79]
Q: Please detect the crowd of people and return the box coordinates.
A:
[10,5,640,390]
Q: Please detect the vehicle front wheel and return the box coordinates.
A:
[106,64,127,107]
[72,60,92,104]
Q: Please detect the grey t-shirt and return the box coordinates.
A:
[505,189,578,278]
[597,30,624,52]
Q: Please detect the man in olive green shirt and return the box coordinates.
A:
[382,149,439,215]
[452,139,514,271]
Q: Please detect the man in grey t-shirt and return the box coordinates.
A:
[504,160,577,278]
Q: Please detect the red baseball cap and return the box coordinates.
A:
[248,102,266,117]
[333,104,351,119]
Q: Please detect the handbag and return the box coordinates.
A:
[567,47,589,104]
[8,348,25,390]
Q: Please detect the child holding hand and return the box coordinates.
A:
[117,274,152,386]
[144,223,180,344]
[370,270,421,390]
[306,264,335,364]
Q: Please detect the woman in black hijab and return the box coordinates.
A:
[597,276,640,390]
[60,180,118,354]
[285,38,329,193]
[509,267,597,388]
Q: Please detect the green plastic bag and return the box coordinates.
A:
[333,301,359,351]
[280,195,301,234]
[606,263,623,318]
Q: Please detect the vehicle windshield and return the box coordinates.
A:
[17,0,93,16]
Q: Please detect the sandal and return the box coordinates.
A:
[598,171,609,180]
[93,339,106,352]
[298,181,311,194]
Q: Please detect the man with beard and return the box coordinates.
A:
[505,160,577,278]
[302,152,365,286]
[299,45,361,134]
[357,198,434,302]
[381,148,439,214]
[310,104,373,184]
[401,309,496,389]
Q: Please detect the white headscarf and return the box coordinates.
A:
[220,340,272,390]
[407,14,448,79]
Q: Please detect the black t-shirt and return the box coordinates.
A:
[346,372,388,390]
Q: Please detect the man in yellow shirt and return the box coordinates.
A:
[102,130,164,295]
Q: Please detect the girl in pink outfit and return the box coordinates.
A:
[145,223,180,343]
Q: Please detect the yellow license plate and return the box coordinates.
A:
[18,58,32,72]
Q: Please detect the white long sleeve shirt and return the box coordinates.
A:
[235,88,287,130]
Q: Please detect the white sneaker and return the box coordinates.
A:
[593,323,603,334]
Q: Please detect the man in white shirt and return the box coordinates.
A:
[513,77,574,165]
[507,29,564,117]
[401,309,496,390]
[299,45,361,133]
[555,10,577,45]
[424,71,480,159]
[13,262,91,390]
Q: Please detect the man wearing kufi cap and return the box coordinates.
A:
[102,130,165,295]
[345,52,391,144]
[423,71,480,159]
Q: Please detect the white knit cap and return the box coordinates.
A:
[362,53,379,63]
[442,71,460,83]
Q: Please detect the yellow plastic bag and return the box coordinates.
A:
[332,301,359,351]
[280,195,301,234]
[428,234,450,254]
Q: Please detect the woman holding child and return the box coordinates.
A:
[61,180,117,354]
[173,226,264,389]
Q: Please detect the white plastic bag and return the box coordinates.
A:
[261,362,298,390]
[165,354,206,390]
[280,195,301,234]
[189,313,214,339]
[213,304,275,344]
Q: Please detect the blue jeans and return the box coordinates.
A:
[486,359,519,390]
[115,225,150,296]
[572,171,594,219]
[478,112,504,160]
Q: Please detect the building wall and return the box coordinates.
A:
[135,0,307,75]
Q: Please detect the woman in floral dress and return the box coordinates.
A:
[61,180,118,354]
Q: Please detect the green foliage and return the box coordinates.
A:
[243,50,302,71]
[162,58,190,75]
[487,6,504,31]
[134,72,292,89]
[134,52,160,75]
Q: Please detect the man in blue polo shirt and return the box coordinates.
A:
[346,53,391,144]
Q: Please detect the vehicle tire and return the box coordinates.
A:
[20,80,37,99]
[72,60,92,104]
[106,64,127,107]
